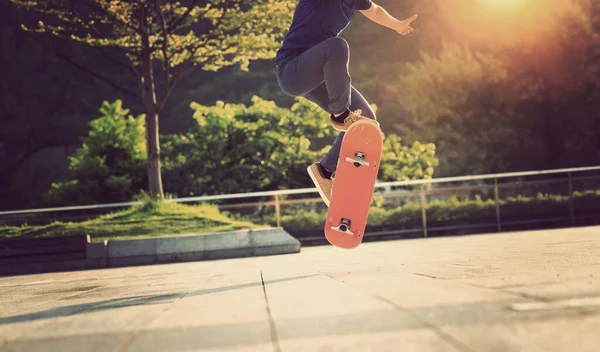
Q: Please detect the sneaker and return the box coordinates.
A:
[330,109,376,131]
[307,162,333,207]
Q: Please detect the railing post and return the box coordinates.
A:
[568,172,575,226]
[494,178,501,232]
[274,195,281,228]
[420,185,427,238]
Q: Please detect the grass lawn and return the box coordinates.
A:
[0,200,268,242]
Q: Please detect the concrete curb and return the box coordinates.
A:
[0,228,301,276]
[105,227,300,267]
[0,259,108,276]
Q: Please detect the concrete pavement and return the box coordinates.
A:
[1,226,599,351]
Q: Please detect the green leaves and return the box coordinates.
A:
[379,134,438,182]
[8,0,298,201]
[388,0,600,175]
[161,96,440,196]
[10,0,294,70]
[161,96,331,196]
[45,100,147,206]
[43,97,440,205]
[9,0,296,200]
[392,42,511,176]
[87,100,147,159]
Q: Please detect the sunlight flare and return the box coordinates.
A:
[480,0,527,10]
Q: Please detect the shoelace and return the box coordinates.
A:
[344,109,364,123]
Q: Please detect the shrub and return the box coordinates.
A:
[274,189,600,237]
[45,100,147,206]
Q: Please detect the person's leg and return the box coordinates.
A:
[276,38,376,205]
[277,37,352,116]
[304,84,377,173]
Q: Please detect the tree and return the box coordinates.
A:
[386,0,600,175]
[391,42,512,175]
[0,1,122,211]
[161,96,439,196]
[9,0,295,199]
[46,100,147,206]
[379,134,438,182]
[49,96,440,205]
[161,96,337,197]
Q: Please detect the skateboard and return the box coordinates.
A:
[324,119,383,249]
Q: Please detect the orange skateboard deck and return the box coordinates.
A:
[325,119,383,249]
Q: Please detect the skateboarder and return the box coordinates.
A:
[275,0,417,206]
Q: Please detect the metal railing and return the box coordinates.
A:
[2,165,600,235]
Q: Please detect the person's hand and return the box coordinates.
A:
[396,14,418,35]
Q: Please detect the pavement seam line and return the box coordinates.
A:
[322,272,478,352]
[260,270,282,352]
[415,272,553,304]
[414,272,441,279]
[375,295,478,352]
[462,281,551,302]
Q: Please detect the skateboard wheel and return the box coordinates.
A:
[330,218,354,235]
[345,156,370,167]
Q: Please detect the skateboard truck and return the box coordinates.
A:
[331,218,354,235]
[346,151,369,168]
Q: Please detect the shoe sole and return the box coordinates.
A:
[330,122,347,131]
[307,165,331,207]
[330,118,380,132]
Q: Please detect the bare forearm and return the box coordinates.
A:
[360,3,417,35]
[370,4,400,29]
[362,4,401,29]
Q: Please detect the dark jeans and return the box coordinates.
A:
[276,37,377,173]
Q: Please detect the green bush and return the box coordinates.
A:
[45,100,147,206]
[275,189,600,236]
[161,96,334,197]
[501,194,570,221]
[380,134,438,183]
[161,95,440,198]
[45,97,440,206]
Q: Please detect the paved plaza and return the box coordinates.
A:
[1,226,599,351]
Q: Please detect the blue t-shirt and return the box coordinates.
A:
[275,0,373,64]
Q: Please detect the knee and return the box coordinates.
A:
[326,37,349,57]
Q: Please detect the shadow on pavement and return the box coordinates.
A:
[0,274,317,325]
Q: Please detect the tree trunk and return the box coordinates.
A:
[140,11,164,200]
[144,100,164,200]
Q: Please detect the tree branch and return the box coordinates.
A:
[33,36,140,99]
[168,0,199,32]
[97,46,142,78]
[67,5,141,78]
[72,0,142,34]
[155,0,172,111]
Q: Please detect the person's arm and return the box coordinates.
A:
[359,3,417,35]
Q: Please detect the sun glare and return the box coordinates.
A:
[433,0,559,47]
[481,0,526,10]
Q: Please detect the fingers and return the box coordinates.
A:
[405,14,418,24]
[397,14,417,36]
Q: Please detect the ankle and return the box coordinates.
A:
[318,163,333,179]
[331,109,350,123]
